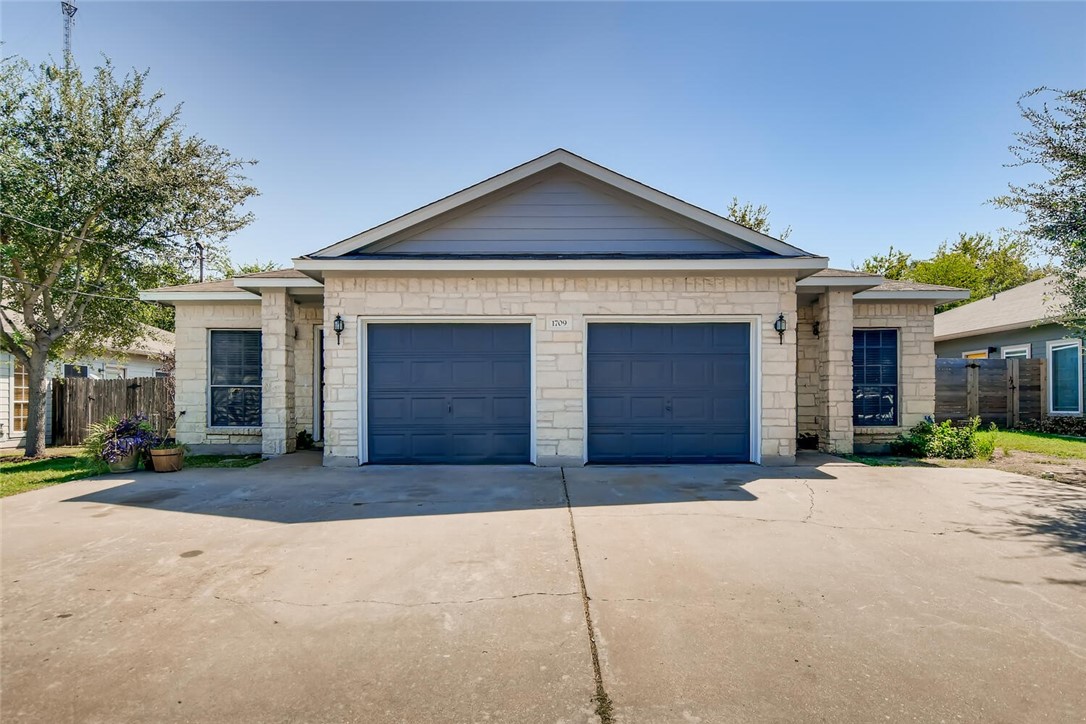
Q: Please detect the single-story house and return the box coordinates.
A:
[1,325,174,449]
[142,150,967,465]
[934,276,1083,417]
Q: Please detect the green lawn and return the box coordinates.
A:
[983,429,1086,459]
[0,451,264,498]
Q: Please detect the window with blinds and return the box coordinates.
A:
[852,329,898,427]
[209,330,262,427]
[13,361,29,433]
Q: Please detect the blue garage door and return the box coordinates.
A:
[367,324,531,464]
[587,323,751,464]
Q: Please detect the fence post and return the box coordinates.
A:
[1008,358,1019,428]
[966,363,979,419]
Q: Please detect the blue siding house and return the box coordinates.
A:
[934,276,1083,417]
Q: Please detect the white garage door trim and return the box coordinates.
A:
[358,316,538,465]
[581,315,762,465]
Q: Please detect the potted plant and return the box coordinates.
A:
[149,438,188,472]
[82,414,157,473]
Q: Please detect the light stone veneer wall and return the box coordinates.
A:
[321,272,798,467]
[853,301,937,452]
[796,304,819,443]
[174,300,321,454]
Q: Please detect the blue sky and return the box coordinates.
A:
[3,1,1084,267]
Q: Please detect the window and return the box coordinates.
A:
[1001,344,1031,359]
[102,364,127,380]
[64,364,88,378]
[154,370,170,379]
[1047,339,1082,415]
[853,329,898,427]
[209,330,262,427]
[962,350,989,359]
[12,361,28,433]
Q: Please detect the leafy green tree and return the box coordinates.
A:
[0,58,257,456]
[857,233,1051,311]
[992,87,1086,329]
[215,258,281,278]
[725,197,792,241]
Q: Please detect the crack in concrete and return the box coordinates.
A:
[800,479,816,523]
[577,510,963,536]
[89,588,579,608]
[560,468,615,724]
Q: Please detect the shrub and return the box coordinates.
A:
[890,417,991,459]
[1015,417,1086,438]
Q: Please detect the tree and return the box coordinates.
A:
[992,87,1086,329]
[725,197,792,241]
[0,58,257,456]
[215,258,281,278]
[856,233,1052,311]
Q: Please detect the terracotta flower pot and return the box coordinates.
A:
[150,448,184,473]
[107,451,140,474]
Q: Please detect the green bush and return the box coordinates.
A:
[890,417,993,459]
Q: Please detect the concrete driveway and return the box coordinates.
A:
[2,453,1084,723]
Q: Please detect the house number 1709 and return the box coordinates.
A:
[548,318,571,330]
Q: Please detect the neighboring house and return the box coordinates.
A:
[934,276,1083,417]
[0,325,174,449]
[142,150,966,464]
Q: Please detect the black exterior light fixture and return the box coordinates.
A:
[812,320,821,338]
[333,314,345,345]
[774,313,787,345]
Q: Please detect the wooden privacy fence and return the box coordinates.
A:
[51,377,174,446]
[935,358,1046,428]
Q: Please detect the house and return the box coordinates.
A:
[1,324,174,449]
[142,150,967,464]
[934,276,1083,417]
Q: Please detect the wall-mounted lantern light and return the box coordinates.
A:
[774,313,787,345]
[333,314,345,345]
[812,320,821,338]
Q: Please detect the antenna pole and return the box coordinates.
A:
[61,1,78,62]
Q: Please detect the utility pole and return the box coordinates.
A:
[61,1,78,61]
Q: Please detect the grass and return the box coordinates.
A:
[0,450,264,498]
[982,429,1086,460]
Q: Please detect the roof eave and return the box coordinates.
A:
[139,290,260,305]
[853,289,971,304]
[293,256,829,274]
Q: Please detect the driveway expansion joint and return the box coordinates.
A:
[560,467,615,724]
[90,588,581,608]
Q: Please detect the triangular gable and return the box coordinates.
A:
[307,149,816,259]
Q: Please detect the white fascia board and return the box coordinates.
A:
[232,277,323,290]
[293,256,829,274]
[854,289,971,303]
[310,149,814,259]
[139,291,260,303]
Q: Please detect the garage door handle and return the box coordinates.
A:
[447,402,452,414]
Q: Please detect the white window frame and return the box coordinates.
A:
[1001,344,1031,359]
[961,349,989,359]
[207,329,263,429]
[1046,338,1083,416]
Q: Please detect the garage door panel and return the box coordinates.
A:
[367,324,530,464]
[589,359,629,387]
[587,323,751,464]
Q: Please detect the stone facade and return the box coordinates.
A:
[321,272,798,466]
[852,302,937,452]
[171,284,937,462]
[174,301,264,453]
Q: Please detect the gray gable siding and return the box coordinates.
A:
[936,324,1085,417]
[367,174,761,256]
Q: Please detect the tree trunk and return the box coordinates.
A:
[23,351,51,458]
